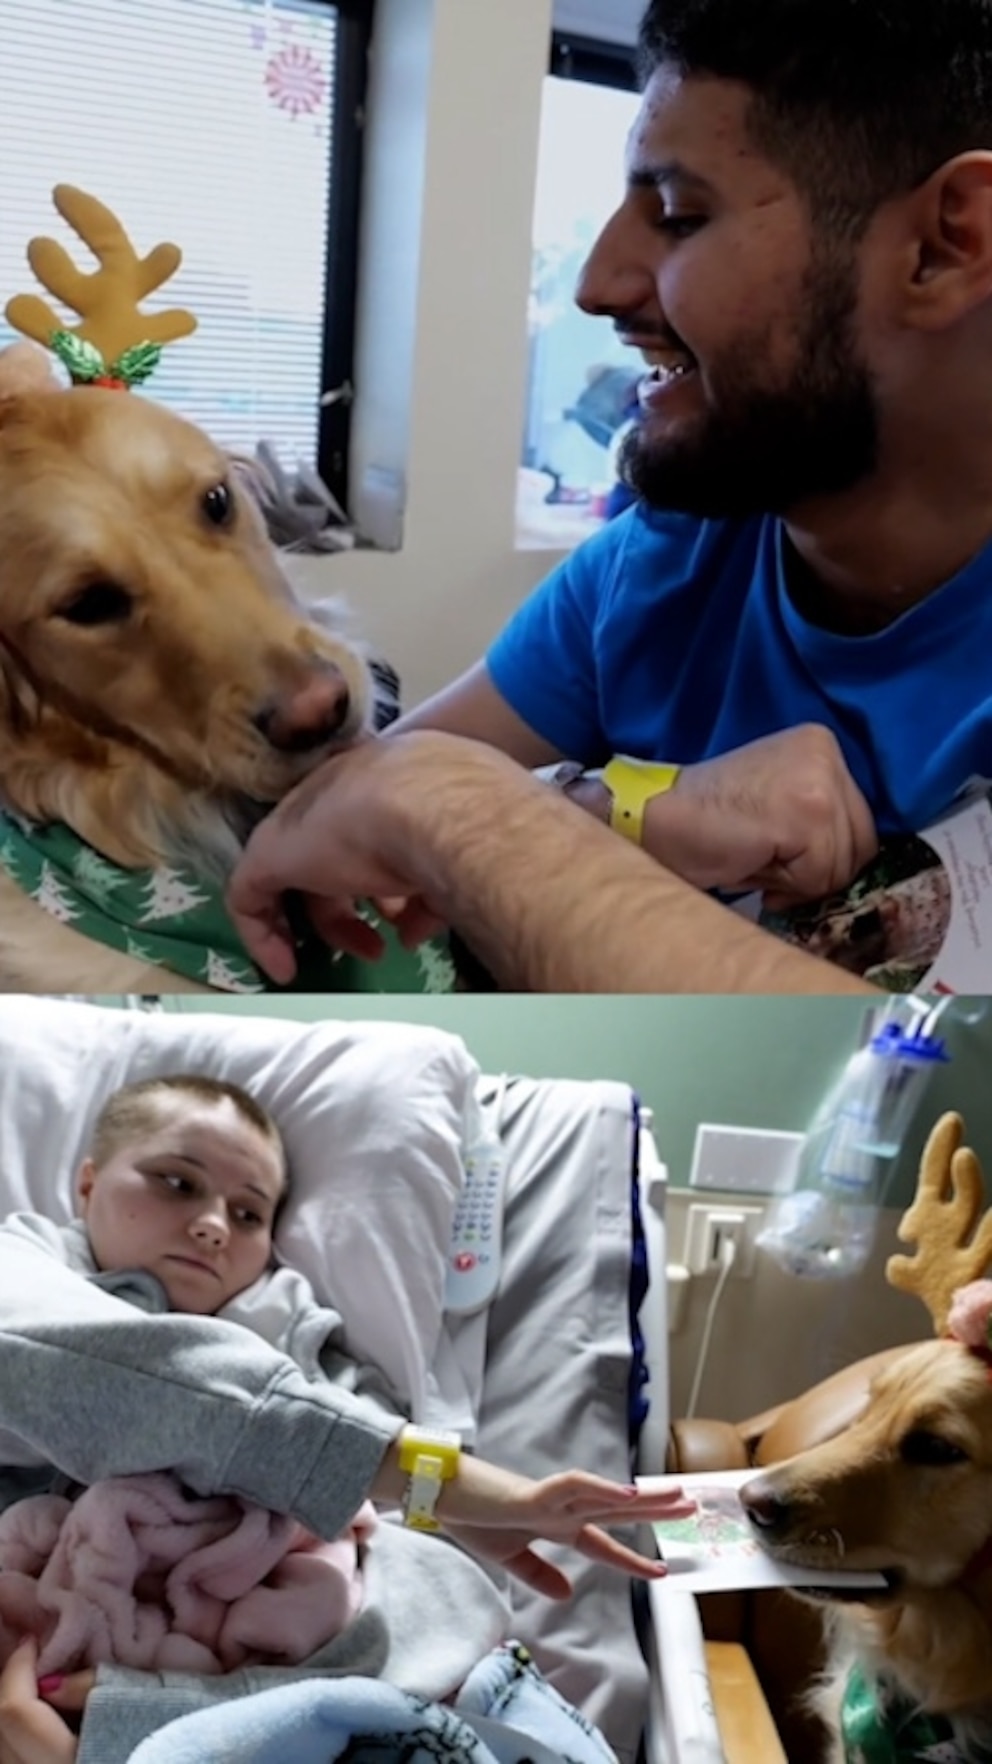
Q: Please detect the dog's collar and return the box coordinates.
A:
[0,810,455,993]
[842,1664,958,1762]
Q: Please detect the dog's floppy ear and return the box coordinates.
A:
[0,639,40,740]
[0,342,57,735]
[0,341,62,412]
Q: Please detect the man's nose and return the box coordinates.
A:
[190,1207,228,1249]
[575,207,653,318]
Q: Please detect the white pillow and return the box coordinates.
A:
[0,997,478,1421]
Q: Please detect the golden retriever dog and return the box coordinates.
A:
[741,1339,992,1762]
[0,368,374,992]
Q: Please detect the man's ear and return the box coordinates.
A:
[76,1157,97,1211]
[902,152,992,329]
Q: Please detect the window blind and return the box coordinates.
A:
[0,0,343,465]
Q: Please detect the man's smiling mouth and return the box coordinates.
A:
[636,348,698,409]
[617,335,699,403]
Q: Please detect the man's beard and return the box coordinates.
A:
[617,248,880,520]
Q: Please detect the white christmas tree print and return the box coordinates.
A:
[138,867,211,923]
[2,810,38,839]
[33,861,82,923]
[0,832,26,883]
[204,949,264,993]
[125,933,161,967]
[417,942,456,993]
[72,844,128,909]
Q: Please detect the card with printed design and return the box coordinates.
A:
[732,786,992,994]
[638,1470,886,1593]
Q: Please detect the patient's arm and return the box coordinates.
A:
[0,1220,698,1603]
[389,661,561,767]
[0,1220,399,1542]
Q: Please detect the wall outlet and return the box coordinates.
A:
[688,1123,805,1196]
[683,1202,765,1277]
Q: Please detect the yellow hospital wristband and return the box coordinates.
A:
[602,755,681,845]
[397,1427,462,1532]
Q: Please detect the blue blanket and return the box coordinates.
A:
[129,1641,618,1764]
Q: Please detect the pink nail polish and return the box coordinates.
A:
[38,1674,65,1694]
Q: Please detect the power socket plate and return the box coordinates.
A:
[683,1202,764,1277]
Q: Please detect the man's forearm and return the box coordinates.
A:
[389,757,875,995]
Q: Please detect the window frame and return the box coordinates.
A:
[548,30,638,94]
[317,0,375,510]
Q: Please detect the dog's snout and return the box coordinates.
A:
[254,668,351,754]
[740,1480,794,1537]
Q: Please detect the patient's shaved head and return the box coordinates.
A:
[90,1073,285,1182]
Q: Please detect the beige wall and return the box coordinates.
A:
[288,0,597,707]
[663,1192,928,1424]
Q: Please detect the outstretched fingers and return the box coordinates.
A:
[572,1523,667,1579]
[534,1472,697,1526]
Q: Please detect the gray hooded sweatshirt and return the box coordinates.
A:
[0,1212,509,1763]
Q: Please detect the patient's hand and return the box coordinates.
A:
[0,1638,89,1764]
[437,1464,697,1600]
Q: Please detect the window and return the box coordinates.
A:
[0,0,371,508]
[518,33,640,550]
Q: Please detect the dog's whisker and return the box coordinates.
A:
[811,1526,845,1559]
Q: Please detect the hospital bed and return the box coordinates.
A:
[0,996,741,1764]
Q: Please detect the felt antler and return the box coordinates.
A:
[886,1112,992,1336]
[4,185,197,387]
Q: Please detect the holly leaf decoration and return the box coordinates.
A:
[110,341,162,386]
[49,329,105,382]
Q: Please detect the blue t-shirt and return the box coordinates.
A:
[487,505,992,836]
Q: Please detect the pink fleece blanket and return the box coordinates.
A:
[0,1474,376,1677]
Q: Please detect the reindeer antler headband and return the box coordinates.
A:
[4,184,197,389]
[887,1111,992,1343]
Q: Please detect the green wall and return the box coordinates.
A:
[153,993,992,1200]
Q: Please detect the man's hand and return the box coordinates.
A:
[0,1639,92,1764]
[226,736,450,982]
[661,726,878,901]
[561,727,878,903]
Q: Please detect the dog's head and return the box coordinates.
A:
[0,380,373,866]
[741,1340,992,1596]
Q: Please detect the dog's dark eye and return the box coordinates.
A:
[899,1430,968,1466]
[57,582,133,626]
[201,482,234,527]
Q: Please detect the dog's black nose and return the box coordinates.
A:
[740,1480,794,1536]
[254,672,351,753]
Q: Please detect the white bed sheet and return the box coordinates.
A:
[468,1074,653,1764]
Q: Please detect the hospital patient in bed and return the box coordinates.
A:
[0,1073,690,1764]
